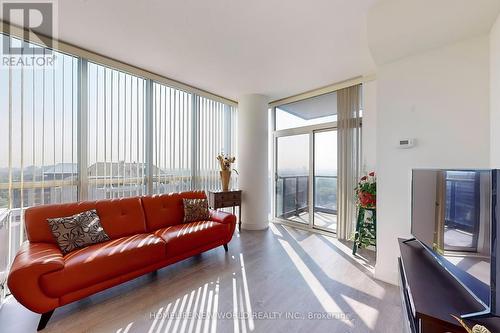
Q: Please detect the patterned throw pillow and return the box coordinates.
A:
[183,198,210,223]
[47,209,110,255]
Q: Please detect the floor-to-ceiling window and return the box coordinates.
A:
[0,32,237,299]
[0,35,79,296]
[194,96,237,190]
[87,62,148,199]
[272,90,358,234]
[152,82,192,194]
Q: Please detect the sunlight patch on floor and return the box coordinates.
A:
[145,281,221,333]
[137,253,255,333]
[341,294,380,330]
[239,253,255,331]
[269,223,283,237]
[116,322,134,333]
[277,239,353,327]
[321,233,376,274]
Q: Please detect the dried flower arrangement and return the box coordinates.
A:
[216,154,238,174]
[216,153,238,191]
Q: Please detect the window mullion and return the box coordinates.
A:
[78,58,88,201]
[145,79,154,195]
[191,94,198,190]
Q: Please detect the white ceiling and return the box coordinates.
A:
[50,0,378,101]
[8,0,500,102]
[367,0,500,65]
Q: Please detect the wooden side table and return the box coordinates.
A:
[208,190,242,231]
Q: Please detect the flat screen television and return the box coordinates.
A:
[411,169,499,318]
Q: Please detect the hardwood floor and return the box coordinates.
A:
[0,223,402,333]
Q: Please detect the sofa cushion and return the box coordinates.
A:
[40,234,166,297]
[154,220,227,258]
[95,197,147,239]
[25,201,98,244]
[25,197,148,244]
[142,191,207,231]
[182,198,210,223]
[47,209,110,254]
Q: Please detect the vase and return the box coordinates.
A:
[220,170,231,191]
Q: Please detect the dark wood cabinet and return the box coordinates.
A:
[208,190,242,231]
[398,238,500,333]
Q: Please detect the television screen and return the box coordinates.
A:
[411,169,491,307]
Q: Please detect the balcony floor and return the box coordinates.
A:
[284,211,337,233]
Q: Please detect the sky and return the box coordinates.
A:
[275,108,338,176]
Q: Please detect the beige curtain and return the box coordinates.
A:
[337,84,362,240]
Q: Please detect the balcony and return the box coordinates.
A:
[276,175,337,232]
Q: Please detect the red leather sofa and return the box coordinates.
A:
[7,191,236,330]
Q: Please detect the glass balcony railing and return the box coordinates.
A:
[276,175,337,219]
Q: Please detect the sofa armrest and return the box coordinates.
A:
[209,209,236,225]
[7,242,64,313]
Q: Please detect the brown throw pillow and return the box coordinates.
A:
[183,198,210,223]
[47,209,110,255]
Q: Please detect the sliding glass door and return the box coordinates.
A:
[273,91,340,233]
[275,134,310,224]
[273,86,362,236]
[274,127,338,233]
[313,129,338,232]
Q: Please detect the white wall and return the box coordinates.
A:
[362,80,377,173]
[375,36,490,284]
[491,14,500,166]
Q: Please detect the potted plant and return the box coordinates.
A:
[355,171,376,209]
[352,171,377,254]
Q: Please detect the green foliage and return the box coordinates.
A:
[352,207,376,253]
[356,181,376,196]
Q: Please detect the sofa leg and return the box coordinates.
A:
[37,310,54,331]
[223,244,228,252]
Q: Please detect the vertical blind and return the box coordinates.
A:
[0,34,80,300]
[87,62,148,199]
[196,96,238,190]
[151,85,238,193]
[152,83,193,193]
[1,33,238,213]
[0,34,79,211]
[0,33,238,299]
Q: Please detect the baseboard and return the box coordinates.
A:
[374,267,398,286]
[241,222,269,231]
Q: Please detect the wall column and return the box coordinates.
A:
[490,14,500,167]
[237,94,269,230]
